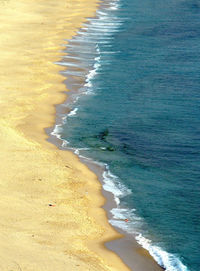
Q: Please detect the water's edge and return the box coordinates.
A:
[45,1,164,270]
[46,109,163,271]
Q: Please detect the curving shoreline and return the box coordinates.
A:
[47,1,164,271]
[0,0,130,270]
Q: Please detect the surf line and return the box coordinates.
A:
[47,0,179,271]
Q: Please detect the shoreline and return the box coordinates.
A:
[47,115,163,271]
[78,157,164,271]
[46,1,164,270]
[0,0,132,270]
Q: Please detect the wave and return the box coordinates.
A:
[51,1,190,271]
[68,107,78,117]
[51,124,63,140]
[84,50,101,91]
[103,168,189,271]
[71,148,189,271]
[102,169,131,205]
[136,235,188,271]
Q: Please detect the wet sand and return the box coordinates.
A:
[0,0,131,270]
[45,1,164,268]
[79,159,164,271]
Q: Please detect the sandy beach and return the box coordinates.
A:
[0,0,132,270]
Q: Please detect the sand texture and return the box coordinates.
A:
[0,0,131,270]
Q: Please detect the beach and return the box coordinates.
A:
[0,0,133,270]
[0,0,184,270]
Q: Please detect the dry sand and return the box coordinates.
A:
[0,0,131,270]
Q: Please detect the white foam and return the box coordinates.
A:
[108,204,189,271]
[62,140,69,148]
[51,124,63,139]
[51,2,190,271]
[70,38,98,44]
[89,21,122,27]
[109,3,120,10]
[97,10,107,16]
[87,68,97,80]
[100,50,120,54]
[70,146,189,271]
[62,115,67,122]
[51,0,123,155]
[108,207,142,235]
[84,47,101,91]
[68,107,78,117]
[110,217,132,232]
[87,26,120,33]
[102,169,131,205]
[136,234,189,271]
[109,0,121,10]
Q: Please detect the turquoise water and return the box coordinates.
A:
[54,0,200,270]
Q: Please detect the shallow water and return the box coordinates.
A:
[54,0,200,270]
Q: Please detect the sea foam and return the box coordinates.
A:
[136,234,188,271]
[51,1,190,271]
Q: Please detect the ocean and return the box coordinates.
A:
[52,0,200,270]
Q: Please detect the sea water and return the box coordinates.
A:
[53,0,200,270]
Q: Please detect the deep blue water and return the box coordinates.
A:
[55,0,200,270]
